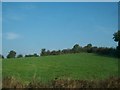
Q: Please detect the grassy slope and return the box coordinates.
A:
[2,53,118,83]
[0,59,2,88]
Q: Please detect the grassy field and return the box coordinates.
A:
[2,53,118,84]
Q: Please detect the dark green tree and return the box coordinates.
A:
[0,54,4,59]
[7,50,16,58]
[87,43,92,48]
[84,43,92,53]
[113,30,120,57]
[72,44,80,53]
[17,54,23,58]
[46,50,51,55]
[113,30,120,49]
[41,48,46,56]
[2,55,4,59]
[33,53,39,57]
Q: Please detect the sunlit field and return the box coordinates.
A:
[2,53,118,84]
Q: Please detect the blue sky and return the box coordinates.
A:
[2,0,120,2]
[2,2,118,56]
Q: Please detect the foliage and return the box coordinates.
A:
[0,54,4,59]
[113,30,120,58]
[40,44,116,57]
[17,54,23,58]
[84,43,93,53]
[7,50,16,59]
[25,53,39,57]
[72,44,81,53]
[40,48,46,56]
[33,53,39,57]
[113,30,120,42]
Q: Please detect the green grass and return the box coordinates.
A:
[2,53,118,84]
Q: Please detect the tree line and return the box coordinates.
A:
[0,51,39,59]
[0,30,120,59]
[40,44,117,57]
[0,43,117,59]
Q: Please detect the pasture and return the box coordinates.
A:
[2,53,118,84]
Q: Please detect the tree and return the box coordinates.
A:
[0,54,4,59]
[33,53,39,57]
[72,44,80,53]
[87,43,92,48]
[41,48,46,56]
[92,46,98,53]
[25,53,39,57]
[2,55,4,59]
[113,30,120,57]
[17,54,23,58]
[84,43,92,53]
[46,50,51,55]
[113,30,120,49]
[25,54,30,57]
[7,50,16,58]
[51,50,57,55]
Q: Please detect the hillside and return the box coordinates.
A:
[2,53,118,84]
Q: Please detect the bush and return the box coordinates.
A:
[17,54,23,58]
[7,50,16,59]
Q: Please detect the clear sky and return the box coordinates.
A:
[2,2,118,56]
[2,0,120,2]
